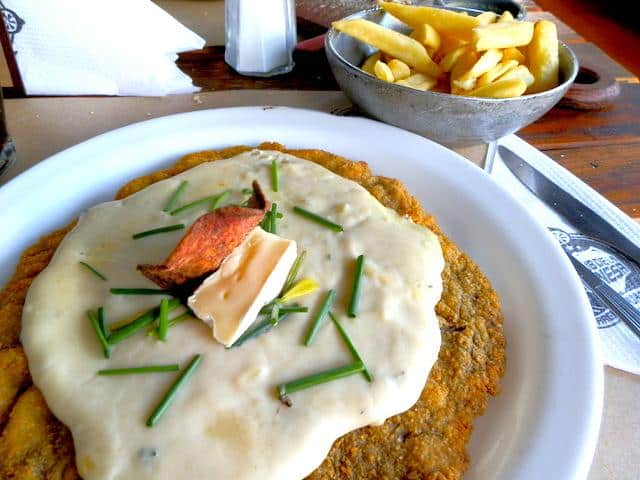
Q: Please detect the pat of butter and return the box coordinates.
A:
[188,227,297,347]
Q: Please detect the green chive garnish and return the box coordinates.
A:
[98,364,179,376]
[146,354,202,427]
[269,303,280,326]
[148,312,194,338]
[108,299,181,345]
[163,180,188,213]
[110,288,170,295]
[329,312,373,382]
[277,361,364,406]
[209,190,231,211]
[281,251,306,294]
[79,261,107,281]
[259,304,308,315]
[230,313,293,348]
[88,310,111,358]
[97,306,109,338]
[347,255,365,318]
[132,224,184,239]
[158,298,169,342]
[271,160,279,192]
[241,188,253,195]
[270,203,278,234]
[292,206,343,232]
[169,190,230,216]
[304,289,336,346]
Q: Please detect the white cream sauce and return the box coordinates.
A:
[21,151,444,480]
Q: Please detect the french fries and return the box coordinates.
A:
[388,59,411,80]
[374,60,395,82]
[498,11,514,23]
[476,59,519,87]
[527,20,559,93]
[361,52,381,75]
[335,3,561,98]
[410,23,441,51]
[333,19,441,77]
[379,1,480,40]
[468,78,528,98]
[472,22,534,50]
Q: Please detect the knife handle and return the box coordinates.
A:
[568,254,640,339]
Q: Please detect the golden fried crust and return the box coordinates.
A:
[0,144,505,480]
[0,347,30,429]
[0,387,77,480]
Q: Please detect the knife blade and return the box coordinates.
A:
[499,145,640,266]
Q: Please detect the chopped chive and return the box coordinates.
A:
[259,304,308,315]
[163,180,189,213]
[132,224,184,239]
[97,306,109,338]
[270,203,278,234]
[304,289,336,346]
[170,197,214,215]
[292,206,343,232]
[329,312,373,382]
[108,299,181,345]
[158,299,169,342]
[146,354,202,427]
[282,251,307,294]
[260,208,273,233]
[209,190,231,211]
[230,313,292,348]
[277,361,364,406]
[276,213,284,219]
[98,364,180,376]
[88,310,111,358]
[271,160,279,192]
[240,188,253,207]
[79,261,107,281]
[170,191,230,216]
[347,255,365,318]
[148,312,194,337]
[269,303,280,326]
[110,288,170,295]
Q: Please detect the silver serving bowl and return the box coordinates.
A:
[325,8,579,146]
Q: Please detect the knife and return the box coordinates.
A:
[567,253,640,338]
[499,145,640,266]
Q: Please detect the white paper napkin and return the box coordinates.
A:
[1,0,205,96]
[495,135,640,374]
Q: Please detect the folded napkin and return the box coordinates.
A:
[495,135,640,375]
[1,0,205,96]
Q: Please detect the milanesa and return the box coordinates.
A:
[20,149,444,479]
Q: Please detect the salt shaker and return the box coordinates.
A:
[225,0,297,77]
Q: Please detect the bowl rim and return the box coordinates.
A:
[325,6,579,103]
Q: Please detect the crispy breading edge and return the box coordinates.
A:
[0,143,505,480]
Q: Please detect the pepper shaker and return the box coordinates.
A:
[225,0,297,77]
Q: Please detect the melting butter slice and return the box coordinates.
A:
[188,227,297,346]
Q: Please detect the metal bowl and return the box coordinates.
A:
[325,8,579,146]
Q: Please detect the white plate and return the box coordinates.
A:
[0,107,602,479]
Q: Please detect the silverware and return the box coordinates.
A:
[567,254,640,338]
[499,145,640,265]
[500,145,640,339]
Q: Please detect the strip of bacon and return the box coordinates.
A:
[137,181,269,293]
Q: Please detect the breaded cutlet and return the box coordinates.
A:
[0,144,505,480]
